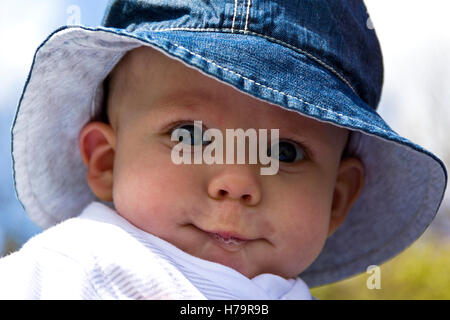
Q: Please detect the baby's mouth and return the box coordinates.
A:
[191,224,253,252]
[206,231,248,251]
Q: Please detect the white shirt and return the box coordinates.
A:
[0,201,312,300]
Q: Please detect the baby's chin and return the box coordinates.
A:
[187,241,293,279]
[179,239,256,277]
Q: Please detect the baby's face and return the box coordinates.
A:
[80,46,364,279]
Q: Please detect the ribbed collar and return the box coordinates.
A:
[80,201,312,300]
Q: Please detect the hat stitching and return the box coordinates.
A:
[147,27,358,97]
[231,0,238,33]
[237,0,247,33]
[63,28,366,133]
[60,26,358,98]
[237,0,246,33]
[158,37,389,136]
[244,0,252,33]
[70,27,386,136]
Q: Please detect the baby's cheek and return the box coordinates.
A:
[279,205,331,274]
[113,176,173,236]
[112,155,192,230]
[279,227,328,277]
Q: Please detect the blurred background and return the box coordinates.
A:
[0,0,449,299]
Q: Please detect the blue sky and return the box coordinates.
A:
[0,0,109,254]
[1,0,449,255]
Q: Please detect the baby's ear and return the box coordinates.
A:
[78,122,116,202]
[328,156,365,237]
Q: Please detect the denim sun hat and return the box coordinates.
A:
[12,0,447,287]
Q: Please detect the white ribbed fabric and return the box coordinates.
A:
[0,201,312,300]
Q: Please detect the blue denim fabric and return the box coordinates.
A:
[97,0,410,155]
[103,0,383,109]
[11,0,447,288]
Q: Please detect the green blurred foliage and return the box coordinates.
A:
[1,235,19,258]
[310,234,450,299]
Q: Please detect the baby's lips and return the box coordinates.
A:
[194,223,260,242]
[204,229,250,241]
[207,232,249,252]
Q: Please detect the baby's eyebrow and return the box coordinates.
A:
[148,99,212,129]
[149,103,202,119]
[146,91,218,130]
[150,89,215,112]
[149,90,318,144]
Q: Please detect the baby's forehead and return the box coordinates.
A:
[111,46,347,143]
[162,90,336,130]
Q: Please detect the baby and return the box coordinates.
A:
[0,0,446,300]
[80,45,363,280]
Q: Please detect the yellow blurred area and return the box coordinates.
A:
[310,234,450,299]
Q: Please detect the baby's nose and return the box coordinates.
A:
[207,169,262,206]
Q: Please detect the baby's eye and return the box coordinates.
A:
[267,139,305,163]
[171,122,211,146]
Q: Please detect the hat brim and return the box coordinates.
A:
[12,26,447,287]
